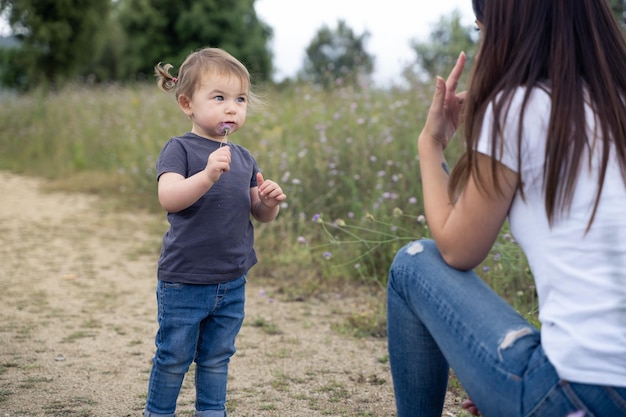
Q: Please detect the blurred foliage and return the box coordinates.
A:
[406,9,479,84]
[301,19,374,90]
[0,0,111,90]
[115,0,273,81]
[0,0,273,89]
[609,0,626,29]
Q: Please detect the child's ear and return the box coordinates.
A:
[178,95,193,117]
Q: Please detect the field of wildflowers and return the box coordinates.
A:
[0,81,537,329]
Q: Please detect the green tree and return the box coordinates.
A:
[116,0,273,81]
[0,0,110,90]
[406,10,478,85]
[301,20,374,90]
[80,6,128,83]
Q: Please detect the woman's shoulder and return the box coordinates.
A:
[493,86,551,129]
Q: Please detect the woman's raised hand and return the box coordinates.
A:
[421,52,467,149]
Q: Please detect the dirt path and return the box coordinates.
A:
[0,171,464,417]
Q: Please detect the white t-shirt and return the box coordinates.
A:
[476,87,626,387]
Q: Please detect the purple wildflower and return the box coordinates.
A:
[218,123,233,135]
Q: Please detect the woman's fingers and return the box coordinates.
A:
[446,51,467,94]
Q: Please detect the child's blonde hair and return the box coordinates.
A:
[155,47,261,109]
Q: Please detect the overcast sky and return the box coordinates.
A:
[255,0,476,86]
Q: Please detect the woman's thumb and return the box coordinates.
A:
[256,172,264,185]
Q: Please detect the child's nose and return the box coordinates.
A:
[225,103,236,114]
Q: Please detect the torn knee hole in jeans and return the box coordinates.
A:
[406,241,424,255]
[497,327,534,360]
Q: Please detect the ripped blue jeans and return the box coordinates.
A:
[387,239,626,417]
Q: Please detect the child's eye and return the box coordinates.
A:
[214,95,224,101]
[237,97,247,103]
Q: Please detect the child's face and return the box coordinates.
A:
[180,72,248,141]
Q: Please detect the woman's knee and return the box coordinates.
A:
[390,239,442,274]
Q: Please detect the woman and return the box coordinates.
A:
[386,1,626,416]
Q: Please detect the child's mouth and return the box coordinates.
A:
[218,122,235,135]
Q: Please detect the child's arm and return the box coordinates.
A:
[158,147,231,213]
[251,172,286,223]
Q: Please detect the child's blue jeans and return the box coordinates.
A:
[387,239,626,417]
[144,275,246,417]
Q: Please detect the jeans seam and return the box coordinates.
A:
[604,386,626,411]
[524,381,558,417]
[561,381,595,417]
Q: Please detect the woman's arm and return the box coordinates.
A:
[419,54,518,270]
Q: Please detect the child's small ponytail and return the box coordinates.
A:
[155,62,177,92]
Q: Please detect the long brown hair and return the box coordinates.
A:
[451,0,626,229]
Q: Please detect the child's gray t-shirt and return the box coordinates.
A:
[156,132,259,284]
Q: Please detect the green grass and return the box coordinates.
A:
[249,317,282,335]
[0,80,536,334]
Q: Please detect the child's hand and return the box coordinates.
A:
[205,146,231,183]
[256,172,287,208]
